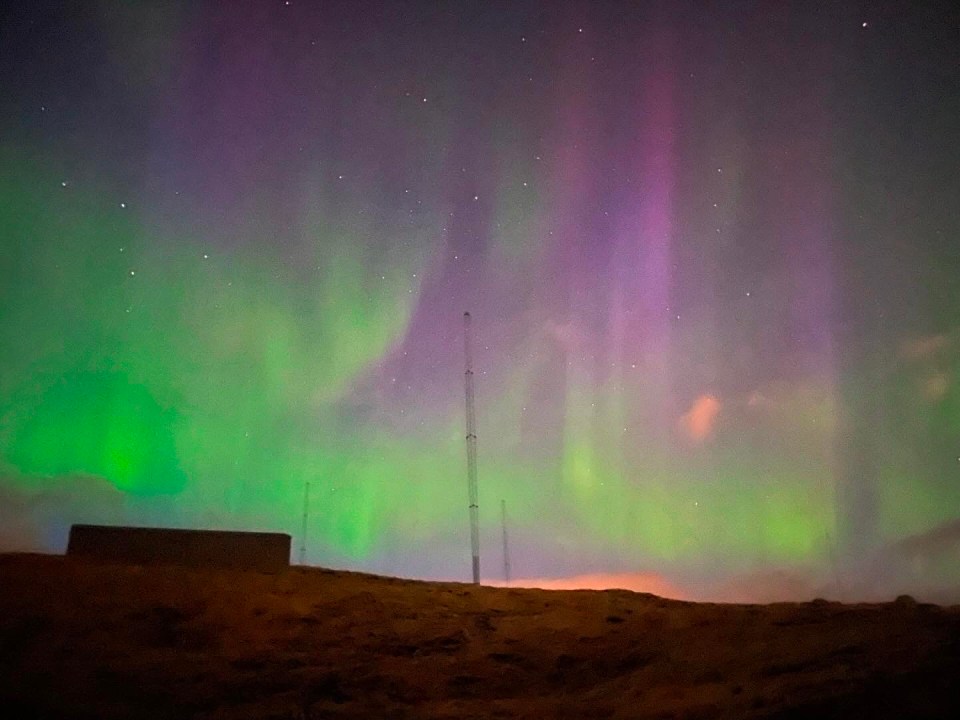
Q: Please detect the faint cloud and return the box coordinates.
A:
[899,333,949,362]
[678,394,720,442]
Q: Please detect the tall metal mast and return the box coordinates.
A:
[501,498,511,584]
[463,311,481,584]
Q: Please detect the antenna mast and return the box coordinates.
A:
[463,311,481,584]
[501,498,511,584]
[299,481,310,565]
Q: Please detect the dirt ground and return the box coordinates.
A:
[1,553,958,719]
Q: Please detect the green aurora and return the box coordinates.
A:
[2,2,959,596]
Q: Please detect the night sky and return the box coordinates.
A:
[1,1,958,598]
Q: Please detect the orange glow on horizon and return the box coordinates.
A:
[495,572,684,599]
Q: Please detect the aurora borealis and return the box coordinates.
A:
[1,1,959,598]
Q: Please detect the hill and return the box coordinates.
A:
[1,553,958,719]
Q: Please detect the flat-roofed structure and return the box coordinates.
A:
[67,524,291,572]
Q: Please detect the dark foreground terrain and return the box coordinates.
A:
[1,553,958,719]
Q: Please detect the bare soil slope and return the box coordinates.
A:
[1,553,958,719]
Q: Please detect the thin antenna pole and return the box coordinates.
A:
[825,530,844,601]
[464,311,481,584]
[299,481,310,565]
[501,498,511,584]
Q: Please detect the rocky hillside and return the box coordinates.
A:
[1,553,958,719]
